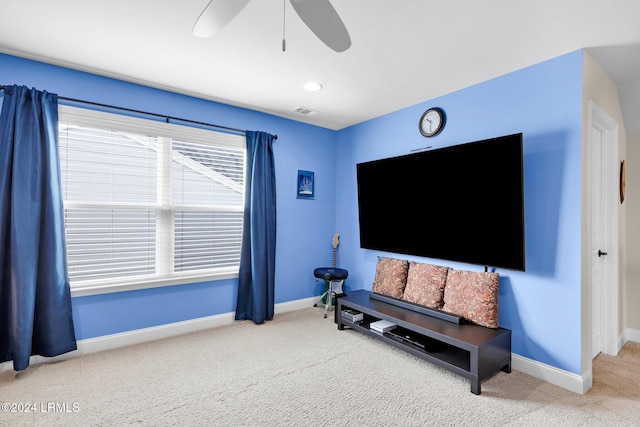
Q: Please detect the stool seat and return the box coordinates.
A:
[314,267,348,281]
[313,267,348,318]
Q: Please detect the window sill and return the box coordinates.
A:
[70,269,239,297]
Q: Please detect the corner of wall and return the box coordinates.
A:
[581,48,629,380]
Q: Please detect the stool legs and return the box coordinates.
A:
[314,279,344,318]
[317,289,331,318]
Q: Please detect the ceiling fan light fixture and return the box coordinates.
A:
[193,0,350,52]
[193,0,251,38]
[304,82,323,92]
[289,0,351,52]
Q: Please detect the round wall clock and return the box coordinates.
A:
[419,107,446,137]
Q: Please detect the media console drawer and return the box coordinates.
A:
[336,290,511,395]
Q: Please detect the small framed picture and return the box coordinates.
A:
[297,170,314,199]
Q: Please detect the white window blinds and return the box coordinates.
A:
[58,106,245,290]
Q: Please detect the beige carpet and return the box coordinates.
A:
[1,307,639,426]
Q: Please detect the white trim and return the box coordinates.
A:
[0,297,316,372]
[511,353,590,395]
[623,328,640,344]
[70,268,239,297]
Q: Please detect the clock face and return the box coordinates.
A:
[419,108,445,137]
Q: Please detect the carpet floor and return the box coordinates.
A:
[1,307,639,426]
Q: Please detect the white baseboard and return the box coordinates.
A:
[4,297,631,395]
[510,329,640,395]
[623,327,640,344]
[1,296,316,372]
[512,353,589,395]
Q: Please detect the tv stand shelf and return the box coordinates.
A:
[336,290,511,395]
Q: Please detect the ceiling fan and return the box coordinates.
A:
[193,0,351,52]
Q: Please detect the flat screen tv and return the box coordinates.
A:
[356,133,525,271]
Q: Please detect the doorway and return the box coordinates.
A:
[588,100,619,359]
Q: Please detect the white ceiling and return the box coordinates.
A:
[1,0,639,134]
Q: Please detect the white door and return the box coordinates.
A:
[589,100,619,359]
[590,123,605,359]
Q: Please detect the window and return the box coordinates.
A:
[58,106,245,294]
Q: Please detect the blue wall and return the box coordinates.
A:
[1,50,585,374]
[336,50,584,374]
[0,53,339,340]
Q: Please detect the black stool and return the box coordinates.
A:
[313,267,348,318]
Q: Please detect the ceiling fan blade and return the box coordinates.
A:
[289,0,351,52]
[193,0,251,38]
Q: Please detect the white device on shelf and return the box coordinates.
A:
[341,308,363,323]
[370,319,397,334]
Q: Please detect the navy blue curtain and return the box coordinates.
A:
[235,131,276,324]
[0,85,77,371]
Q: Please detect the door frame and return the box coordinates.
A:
[587,100,620,357]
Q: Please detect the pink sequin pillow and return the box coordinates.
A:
[401,262,449,308]
[442,270,500,328]
[371,257,409,299]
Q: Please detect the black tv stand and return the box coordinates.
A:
[336,290,511,395]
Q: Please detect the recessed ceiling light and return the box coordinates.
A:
[304,82,323,92]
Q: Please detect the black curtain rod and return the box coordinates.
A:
[0,85,277,140]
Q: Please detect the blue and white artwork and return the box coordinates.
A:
[297,170,314,199]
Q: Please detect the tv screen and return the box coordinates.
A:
[356,133,525,271]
